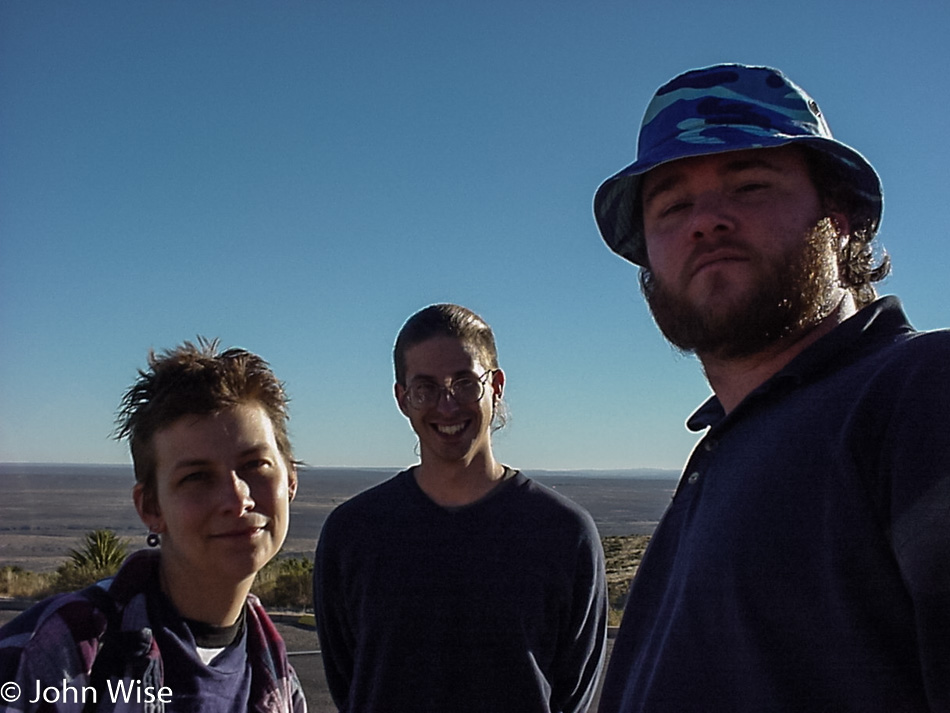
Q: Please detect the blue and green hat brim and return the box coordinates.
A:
[593,128,882,267]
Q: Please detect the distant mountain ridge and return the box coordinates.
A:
[0,463,679,479]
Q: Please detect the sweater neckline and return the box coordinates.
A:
[404,465,521,513]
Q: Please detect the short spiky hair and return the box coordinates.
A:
[115,338,294,508]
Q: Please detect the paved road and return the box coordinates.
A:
[278,615,615,712]
[270,615,336,712]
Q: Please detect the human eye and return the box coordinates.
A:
[242,458,272,472]
[729,165,777,196]
[239,458,277,483]
[735,181,769,194]
[451,377,482,402]
[409,381,438,404]
[646,189,691,221]
[178,470,209,486]
[659,199,691,217]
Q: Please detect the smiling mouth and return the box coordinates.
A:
[213,525,266,539]
[434,421,469,436]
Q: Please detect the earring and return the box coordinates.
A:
[146,531,160,548]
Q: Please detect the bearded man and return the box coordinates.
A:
[593,64,950,712]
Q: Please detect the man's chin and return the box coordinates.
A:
[649,284,797,359]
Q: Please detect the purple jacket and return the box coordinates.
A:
[0,550,305,712]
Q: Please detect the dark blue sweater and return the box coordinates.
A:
[599,297,950,713]
[313,469,607,713]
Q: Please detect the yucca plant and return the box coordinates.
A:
[67,529,130,570]
[54,529,130,591]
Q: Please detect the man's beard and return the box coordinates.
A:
[642,218,842,361]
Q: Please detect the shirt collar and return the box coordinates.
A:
[686,296,913,432]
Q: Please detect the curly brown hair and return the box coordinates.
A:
[801,146,891,308]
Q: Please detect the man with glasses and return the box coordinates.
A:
[313,303,607,713]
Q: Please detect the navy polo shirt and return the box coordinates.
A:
[599,297,950,713]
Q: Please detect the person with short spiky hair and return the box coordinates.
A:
[593,64,950,713]
[0,339,306,712]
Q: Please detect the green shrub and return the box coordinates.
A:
[0,566,56,599]
[53,529,130,592]
[252,556,313,610]
[54,563,116,592]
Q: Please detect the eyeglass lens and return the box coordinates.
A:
[407,371,492,407]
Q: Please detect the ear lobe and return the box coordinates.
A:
[829,211,851,238]
[491,369,506,401]
[133,482,165,533]
[288,467,299,502]
[394,383,410,417]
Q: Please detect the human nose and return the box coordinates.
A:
[221,472,255,513]
[687,192,736,240]
[435,385,462,411]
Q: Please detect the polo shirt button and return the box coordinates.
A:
[688,472,700,484]
[704,439,717,452]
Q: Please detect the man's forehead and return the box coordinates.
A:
[649,145,802,178]
[642,146,805,198]
[408,368,479,383]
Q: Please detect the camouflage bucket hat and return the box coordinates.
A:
[593,64,883,266]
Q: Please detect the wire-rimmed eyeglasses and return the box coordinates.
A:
[403,370,496,410]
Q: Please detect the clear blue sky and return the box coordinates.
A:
[2,0,948,471]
